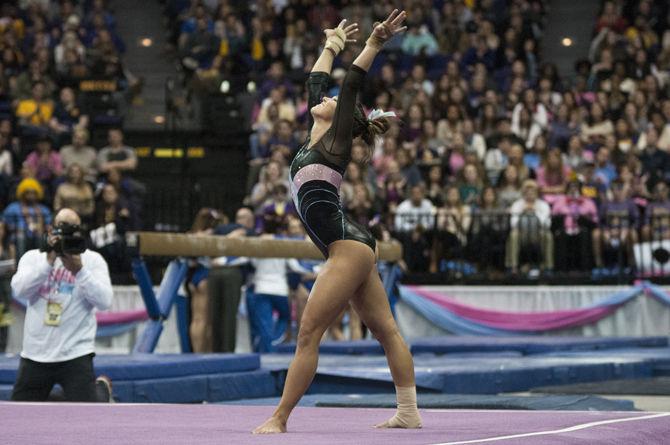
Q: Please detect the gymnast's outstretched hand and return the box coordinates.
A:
[324,19,359,56]
[366,9,407,50]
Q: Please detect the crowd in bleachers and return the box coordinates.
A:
[168,0,670,277]
[0,0,143,287]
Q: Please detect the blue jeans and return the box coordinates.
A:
[246,292,290,353]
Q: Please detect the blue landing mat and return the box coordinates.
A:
[219,393,636,411]
[410,336,669,355]
[0,369,277,403]
[274,339,383,355]
[272,337,668,355]
[0,353,260,384]
[262,352,657,394]
[113,369,276,403]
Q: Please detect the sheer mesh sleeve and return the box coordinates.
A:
[320,65,367,162]
[306,72,331,130]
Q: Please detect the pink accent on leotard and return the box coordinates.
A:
[291,163,343,193]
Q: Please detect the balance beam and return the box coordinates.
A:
[129,232,403,262]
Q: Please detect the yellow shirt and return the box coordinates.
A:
[15,99,54,125]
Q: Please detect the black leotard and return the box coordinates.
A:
[289,65,376,258]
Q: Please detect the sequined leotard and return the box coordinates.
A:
[290,66,376,258]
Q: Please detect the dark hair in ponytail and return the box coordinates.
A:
[352,103,392,146]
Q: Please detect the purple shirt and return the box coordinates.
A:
[599,200,639,229]
[644,201,670,228]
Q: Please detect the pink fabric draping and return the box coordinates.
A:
[407,286,623,331]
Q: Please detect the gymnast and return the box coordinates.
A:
[253,10,422,434]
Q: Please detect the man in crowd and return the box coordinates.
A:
[60,127,98,183]
[207,207,255,352]
[11,208,113,402]
[97,128,137,174]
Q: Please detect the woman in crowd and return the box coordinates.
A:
[434,185,472,272]
[186,208,223,352]
[53,163,95,228]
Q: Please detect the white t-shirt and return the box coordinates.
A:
[394,199,436,231]
[11,249,113,363]
[250,258,311,297]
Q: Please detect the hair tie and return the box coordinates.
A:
[367,108,397,120]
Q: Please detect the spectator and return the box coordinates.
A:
[425,165,445,207]
[581,102,614,147]
[458,162,483,205]
[552,180,599,271]
[97,129,137,174]
[48,87,88,143]
[53,164,95,226]
[60,127,97,183]
[498,165,523,209]
[468,186,507,271]
[642,181,670,242]
[394,184,436,232]
[345,183,376,226]
[593,146,617,189]
[23,136,63,188]
[258,183,295,233]
[435,185,471,271]
[208,208,253,353]
[10,208,113,402]
[536,147,570,204]
[90,183,132,279]
[382,159,407,214]
[401,25,439,56]
[0,221,15,353]
[185,208,222,352]
[245,231,313,353]
[506,180,553,275]
[638,126,670,186]
[15,81,54,134]
[249,160,288,210]
[593,179,640,271]
[397,148,422,187]
[2,178,52,258]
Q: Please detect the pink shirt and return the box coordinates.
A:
[24,151,63,182]
[552,195,598,234]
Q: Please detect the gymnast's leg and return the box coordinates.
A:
[253,240,375,434]
[351,267,422,428]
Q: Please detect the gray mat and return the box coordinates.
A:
[532,377,670,395]
[220,393,636,411]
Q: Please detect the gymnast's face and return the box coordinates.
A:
[312,96,337,121]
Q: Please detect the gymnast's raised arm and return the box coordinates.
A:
[326,9,407,153]
[306,20,358,129]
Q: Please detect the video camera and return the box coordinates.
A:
[40,222,87,256]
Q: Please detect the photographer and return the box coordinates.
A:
[10,208,113,402]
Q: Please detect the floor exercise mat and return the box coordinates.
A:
[531,377,670,396]
[410,336,669,355]
[0,353,260,383]
[4,403,669,445]
[221,393,636,411]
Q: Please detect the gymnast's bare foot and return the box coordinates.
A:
[252,416,287,434]
[375,411,423,429]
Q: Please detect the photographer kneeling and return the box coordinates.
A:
[11,208,114,402]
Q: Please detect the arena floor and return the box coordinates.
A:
[3,403,669,444]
